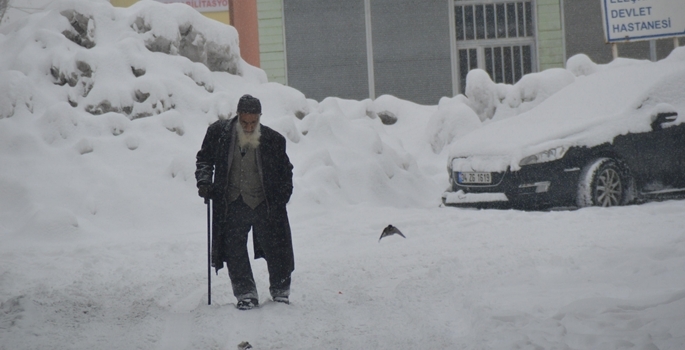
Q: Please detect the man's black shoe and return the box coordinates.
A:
[236,298,258,310]
[273,296,289,304]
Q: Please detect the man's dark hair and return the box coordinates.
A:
[237,94,261,114]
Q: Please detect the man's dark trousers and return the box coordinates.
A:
[221,197,291,301]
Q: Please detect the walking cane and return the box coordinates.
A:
[206,198,211,305]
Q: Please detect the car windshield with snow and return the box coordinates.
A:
[443,56,685,209]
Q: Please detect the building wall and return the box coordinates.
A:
[281,0,452,104]
[536,0,564,70]
[228,0,260,66]
[283,1,369,101]
[110,0,137,8]
[110,1,684,102]
[371,0,452,105]
[257,0,286,84]
[204,11,229,24]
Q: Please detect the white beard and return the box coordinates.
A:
[237,122,261,150]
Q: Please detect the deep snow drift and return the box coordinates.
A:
[1,1,685,349]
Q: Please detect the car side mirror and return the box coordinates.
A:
[651,112,678,131]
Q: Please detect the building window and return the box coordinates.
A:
[454,0,536,93]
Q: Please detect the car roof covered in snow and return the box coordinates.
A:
[447,56,685,171]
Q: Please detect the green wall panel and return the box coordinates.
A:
[258,0,287,84]
[537,0,565,70]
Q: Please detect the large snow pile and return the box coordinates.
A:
[0,0,449,241]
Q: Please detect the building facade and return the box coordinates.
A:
[112,0,683,105]
[274,0,682,104]
[278,0,565,104]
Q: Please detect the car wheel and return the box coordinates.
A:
[576,158,629,207]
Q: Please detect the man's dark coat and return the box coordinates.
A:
[195,117,294,274]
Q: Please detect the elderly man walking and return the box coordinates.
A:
[195,94,294,310]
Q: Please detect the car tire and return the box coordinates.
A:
[576,158,631,208]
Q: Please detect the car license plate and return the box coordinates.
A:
[458,172,492,184]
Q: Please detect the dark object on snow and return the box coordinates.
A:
[237,341,253,349]
[273,296,289,304]
[196,117,294,272]
[443,108,685,209]
[236,298,259,310]
[379,224,405,242]
[196,114,294,305]
[206,200,211,305]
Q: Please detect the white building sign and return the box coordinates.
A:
[154,0,228,13]
[601,0,685,43]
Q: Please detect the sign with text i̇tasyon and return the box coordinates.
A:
[154,0,228,13]
[601,0,685,43]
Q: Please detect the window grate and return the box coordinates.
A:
[455,1,533,41]
[454,0,536,93]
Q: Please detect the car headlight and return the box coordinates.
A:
[519,146,568,166]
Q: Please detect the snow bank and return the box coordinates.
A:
[0,0,448,243]
[0,70,34,119]
[463,67,576,122]
[426,94,481,154]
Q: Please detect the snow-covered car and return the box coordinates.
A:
[443,56,685,209]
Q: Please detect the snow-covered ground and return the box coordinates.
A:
[1,1,684,349]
